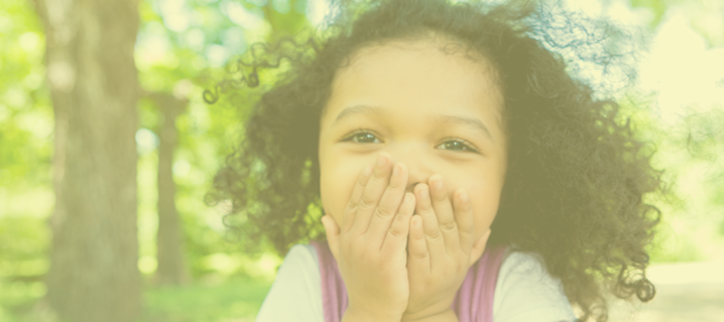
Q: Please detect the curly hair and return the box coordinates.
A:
[205,0,664,321]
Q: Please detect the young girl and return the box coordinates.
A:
[206,0,663,321]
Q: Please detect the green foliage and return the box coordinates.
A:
[133,0,312,279]
[0,0,53,318]
[613,89,724,263]
[0,0,52,188]
[0,216,50,318]
[627,0,673,27]
[2,0,310,318]
[139,277,271,322]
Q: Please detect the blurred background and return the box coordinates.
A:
[0,0,722,321]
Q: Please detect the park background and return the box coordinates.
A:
[0,0,722,321]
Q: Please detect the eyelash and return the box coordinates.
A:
[341,128,479,153]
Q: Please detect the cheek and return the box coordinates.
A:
[467,183,501,238]
[320,164,358,226]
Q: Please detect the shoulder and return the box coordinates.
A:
[497,249,551,283]
[273,244,320,292]
[493,249,577,322]
[255,244,323,322]
[285,244,320,269]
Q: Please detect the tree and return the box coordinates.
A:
[148,91,190,285]
[133,0,314,279]
[34,0,142,321]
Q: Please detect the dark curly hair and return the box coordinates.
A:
[205,0,664,321]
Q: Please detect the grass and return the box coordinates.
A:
[1,276,273,322]
[140,277,272,322]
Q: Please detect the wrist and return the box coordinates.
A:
[342,305,404,322]
[401,308,458,322]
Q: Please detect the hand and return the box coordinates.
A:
[402,174,491,321]
[322,152,416,322]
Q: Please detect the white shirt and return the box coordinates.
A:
[255,244,576,322]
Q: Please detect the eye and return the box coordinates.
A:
[342,130,382,144]
[437,139,478,153]
[342,129,478,153]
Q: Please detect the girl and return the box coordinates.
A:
[206,0,663,321]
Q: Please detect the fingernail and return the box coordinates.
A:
[392,164,400,176]
[432,178,443,191]
[460,191,469,203]
[364,165,373,177]
[377,154,387,167]
[419,186,429,200]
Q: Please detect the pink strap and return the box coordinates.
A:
[451,245,507,322]
[311,241,348,322]
[311,241,507,322]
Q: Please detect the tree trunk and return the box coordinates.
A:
[149,92,189,286]
[36,0,142,321]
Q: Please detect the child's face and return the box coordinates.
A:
[318,38,508,244]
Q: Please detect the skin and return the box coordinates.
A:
[318,37,508,321]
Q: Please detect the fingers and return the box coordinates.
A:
[452,187,475,256]
[428,175,461,255]
[381,192,415,254]
[414,183,446,263]
[367,162,409,246]
[416,176,475,266]
[350,153,394,235]
[342,165,374,233]
[407,215,429,274]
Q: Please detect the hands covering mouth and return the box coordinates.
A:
[320,152,491,322]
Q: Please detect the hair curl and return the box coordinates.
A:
[206,0,664,321]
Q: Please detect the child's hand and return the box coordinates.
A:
[402,175,491,321]
[321,153,416,322]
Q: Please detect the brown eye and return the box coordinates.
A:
[343,130,381,144]
[354,133,378,143]
[442,141,467,151]
[437,139,477,153]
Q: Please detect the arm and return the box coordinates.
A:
[321,154,415,322]
[340,306,404,322]
[341,307,459,322]
[401,309,459,322]
[402,175,490,321]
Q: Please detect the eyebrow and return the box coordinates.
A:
[333,105,494,141]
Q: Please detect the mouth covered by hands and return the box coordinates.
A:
[321,152,491,322]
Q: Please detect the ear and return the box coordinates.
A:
[469,229,491,265]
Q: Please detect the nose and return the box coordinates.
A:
[386,146,432,194]
[405,167,427,195]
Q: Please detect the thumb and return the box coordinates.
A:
[469,229,491,265]
[321,215,341,258]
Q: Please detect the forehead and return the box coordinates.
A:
[323,38,504,129]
